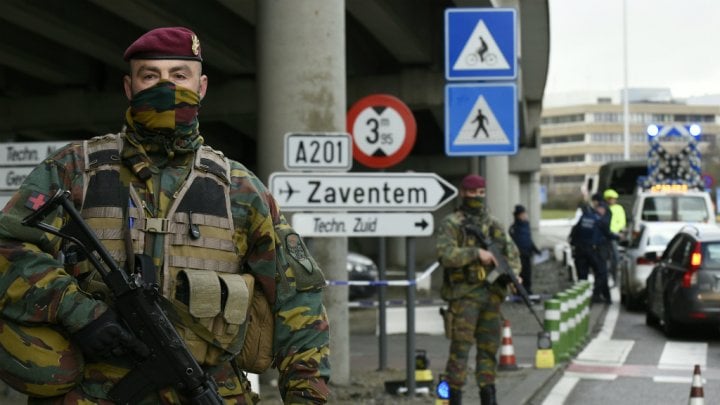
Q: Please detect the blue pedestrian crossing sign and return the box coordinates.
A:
[445,8,517,81]
[445,83,517,156]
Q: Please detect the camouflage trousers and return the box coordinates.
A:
[0,318,259,404]
[444,285,503,390]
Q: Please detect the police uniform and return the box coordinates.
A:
[0,28,330,404]
[569,201,613,303]
[436,174,520,405]
[508,204,540,295]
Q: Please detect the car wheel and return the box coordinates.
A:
[662,300,679,337]
[626,293,643,311]
[645,308,659,327]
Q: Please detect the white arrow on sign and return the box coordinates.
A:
[269,172,457,212]
[292,212,434,237]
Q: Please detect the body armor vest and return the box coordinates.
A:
[77,134,252,365]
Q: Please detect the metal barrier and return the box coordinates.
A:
[325,261,439,287]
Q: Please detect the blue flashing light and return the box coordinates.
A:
[436,379,450,399]
[689,124,702,136]
[647,124,659,136]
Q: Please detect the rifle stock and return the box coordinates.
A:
[22,190,223,405]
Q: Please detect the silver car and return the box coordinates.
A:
[619,222,684,310]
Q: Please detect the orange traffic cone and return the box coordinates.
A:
[498,319,519,371]
[689,364,704,405]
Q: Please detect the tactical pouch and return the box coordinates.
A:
[234,284,274,374]
[173,269,253,366]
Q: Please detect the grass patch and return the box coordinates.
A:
[541,209,575,219]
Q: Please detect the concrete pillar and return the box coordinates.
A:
[257,0,349,386]
[485,156,511,229]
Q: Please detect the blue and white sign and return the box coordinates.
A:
[445,8,517,81]
[445,83,517,156]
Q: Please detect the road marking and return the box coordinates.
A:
[574,339,634,367]
[541,375,579,405]
[658,342,707,369]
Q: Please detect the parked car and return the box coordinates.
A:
[347,251,379,300]
[619,222,683,310]
[645,224,720,336]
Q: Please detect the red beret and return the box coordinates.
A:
[461,174,486,189]
[124,27,202,62]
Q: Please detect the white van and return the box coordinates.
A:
[628,186,716,238]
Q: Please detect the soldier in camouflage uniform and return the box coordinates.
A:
[0,27,330,404]
[436,174,520,405]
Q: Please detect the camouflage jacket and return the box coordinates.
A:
[0,132,330,403]
[436,208,520,300]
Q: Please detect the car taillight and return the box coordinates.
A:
[682,242,702,288]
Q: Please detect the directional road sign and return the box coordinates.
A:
[445,83,518,156]
[347,94,416,169]
[0,167,33,191]
[445,8,517,81]
[0,141,67,166]
[292,212,434,237]
[284,132,352,171]
[269,172,457,212]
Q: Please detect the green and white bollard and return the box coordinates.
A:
[544,298,563,361]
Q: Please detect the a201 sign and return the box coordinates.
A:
[283,132,353,171]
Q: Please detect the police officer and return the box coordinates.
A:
[569,198,614,304]
[0,27,330,404]
[604,188,626,285]
[508,204,541,296]
[436,174,521,405]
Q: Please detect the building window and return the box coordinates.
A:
[590,133,623,143]
[541,155,585,164]
[550,175,585,183]
[541,134,585,144]
[591,154,625,162]
[592,112,620,123]
[541,113,585,125]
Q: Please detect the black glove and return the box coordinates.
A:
[72,309,149,360]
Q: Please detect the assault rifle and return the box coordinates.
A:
[463,223,544,329]
[22,189,223,405]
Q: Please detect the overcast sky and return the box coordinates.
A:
[544,0,720,99]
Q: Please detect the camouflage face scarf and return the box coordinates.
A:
[122,80,204,179]
[461,196,486,216]
[124,80,204,158]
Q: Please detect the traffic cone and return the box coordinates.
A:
[498,319,519,371]
[688,364,704,405]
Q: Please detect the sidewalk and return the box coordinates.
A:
[257,258,610,404]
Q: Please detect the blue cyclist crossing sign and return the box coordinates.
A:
[445,83,518,156]
[445,8,517,81]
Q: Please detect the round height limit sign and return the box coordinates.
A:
[347,94,417,169]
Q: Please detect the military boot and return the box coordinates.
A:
[448,388,462,405]
[480,384,497,405]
